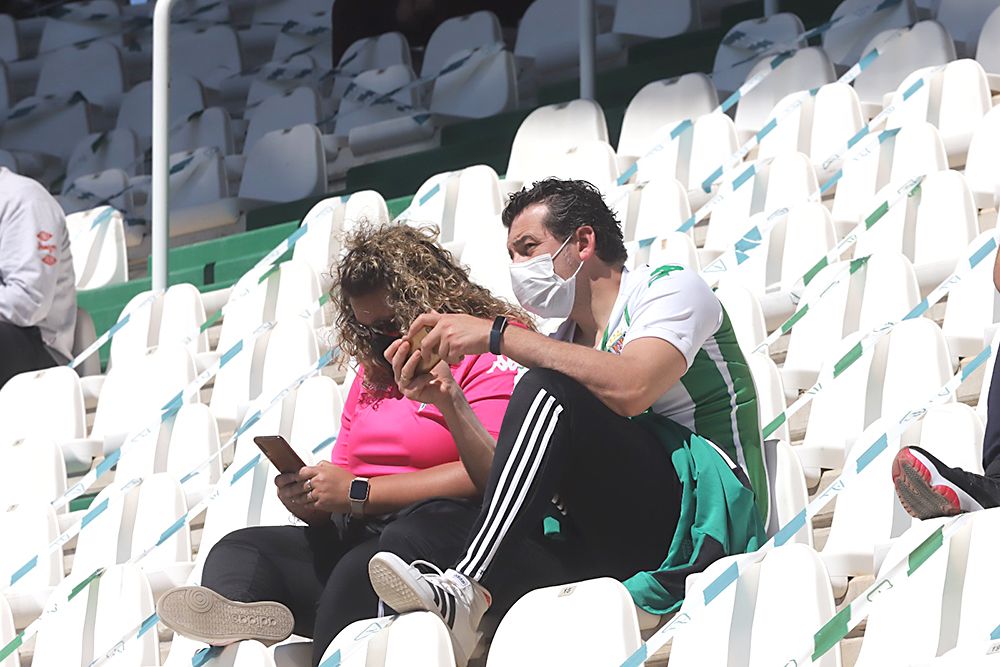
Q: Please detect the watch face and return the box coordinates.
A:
[349,478,369,501]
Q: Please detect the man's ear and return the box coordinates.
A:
[576,225,598,261]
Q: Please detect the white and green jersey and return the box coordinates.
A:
[552,264,766,514]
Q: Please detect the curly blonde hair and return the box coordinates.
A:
[333,222,533,395]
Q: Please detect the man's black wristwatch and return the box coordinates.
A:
[490,316,509,355]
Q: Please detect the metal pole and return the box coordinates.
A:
[579,0,596,100]
[151,0,178,291]
[763,0,779,17]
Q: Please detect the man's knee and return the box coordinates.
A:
[515,368,588,403]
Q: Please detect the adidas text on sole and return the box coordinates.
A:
[156,586,294,647]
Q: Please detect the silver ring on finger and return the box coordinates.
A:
[304,479,313,492]
[307,490,315,503]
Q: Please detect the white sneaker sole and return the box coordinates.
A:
[368,555,436,615]
[156,586,294,647]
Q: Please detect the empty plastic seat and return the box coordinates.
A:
[421,11,503,78]
[243,87,322,153]
[171,25,243,89]
[168,106,234,157]
[704,152,819,256]
[943,230,1000,360]
[63,344,197,473]
[800,318,953,492]
[809,82,865,182]
[321,613,453,667]
[459,215,518,304]
[964,105,1000,208]
[0,593,17,667]
[755,90,814,161]
[35,40,125,111]
[917,403,986,474]
[852,518,953,667]
[0,437,67,516]
[612,0,698,40]
[65,128,140,184]
[0,14,18,64]
[854,21,957,107]
[551,140,619,191]
[617,74,718,162]
[856,508,1000,665]
[488,579,641,666]
[452,165,505,244]
[854,169,978,293]
[107,284,207,368]
[938,0,1000,56]
[59,168,134,217]
[330,32,412,100]
[733,47,835,143]
[0,94,92,163]
[636,111,740,209]
[505,99,609,186]
[714,282,767,356]
[712,13,805,95]
[726,202,836,299]
[626,177,693,243]
[37,0,123,54]
[975,6,1000,76]
[239,124,326,203]
[883,59,991,165]
[427,48,518,121]
[333,64,418,139]
[0,502,63,630]
[671,544,839,667]
[749,355,791,445]
[783,252,921,394]
[0,366,85,448]
[209,282,321,435]
[823,0,918,67]
[116,75,205,150]
[831,123,948,228]
[66,206,128,291]
[514,0,626,84]
[72,473,192,597]
[31,565,158,667]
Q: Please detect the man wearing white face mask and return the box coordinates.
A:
[367,179,765,664]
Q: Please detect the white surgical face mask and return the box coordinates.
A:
[509,234,583,318]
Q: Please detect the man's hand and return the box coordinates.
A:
[299,461,354,514]
[408,311,492,365]
[383,335,461,409]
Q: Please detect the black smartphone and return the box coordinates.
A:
[253,435,306,475]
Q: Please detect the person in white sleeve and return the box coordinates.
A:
[0,168,76,386]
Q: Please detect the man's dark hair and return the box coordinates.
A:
[501,178,628,266]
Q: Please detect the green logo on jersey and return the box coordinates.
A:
[648,264,685,286]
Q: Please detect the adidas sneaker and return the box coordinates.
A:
[892,446,1000,520]
[368,552,491,666]
[156,586,294,647]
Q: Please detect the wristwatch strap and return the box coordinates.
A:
[349,477,370,517]
[490,316,509,355]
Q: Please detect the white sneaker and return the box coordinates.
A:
[368,552,491,666]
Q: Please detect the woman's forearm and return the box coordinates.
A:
[438,389,497,493]
[365,461,478,515]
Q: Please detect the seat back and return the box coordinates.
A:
[335,64,417,137]
[487,579,641,666]
[66,206,128,292]
[0,438,67,513]
[0,366,86,446]
[170,25,242,88]
[942,230,1000,359]
[761,439,810,544]
[117,75,204,149]
[917,403,985,474]
[617,73,717,159]
[322,613,453,667]
[66,128,140,183]
[506,99,608,184]
[809,82,864,181]
[169,106,234,155]
[0,592,17,667]
[38,0,123,53]
[713,13,804,93]
[629,178,692,244]
[36,40,124,109]
[0,502,62,592]
[430,48,517,120]
[714,282,766,356]
[422,11,502,78]
[32,565,158,667]
[750,357,791,445]
[852,21,954,105]
[244,87,322,153]
[239,124,326,202]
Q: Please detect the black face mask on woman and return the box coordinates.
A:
[370,332,402,373]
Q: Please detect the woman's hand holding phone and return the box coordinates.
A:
[274,462,354,520]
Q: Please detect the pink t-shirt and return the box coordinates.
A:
[331,352,522,477]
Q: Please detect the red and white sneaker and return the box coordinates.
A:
[368,552,491,666]
[892,447,985,520]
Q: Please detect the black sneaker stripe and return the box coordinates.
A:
[431,584,441,610]
[445,591,457,628]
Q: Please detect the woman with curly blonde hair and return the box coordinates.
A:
[156,223,531,666]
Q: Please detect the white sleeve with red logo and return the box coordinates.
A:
[0,168,76,359]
